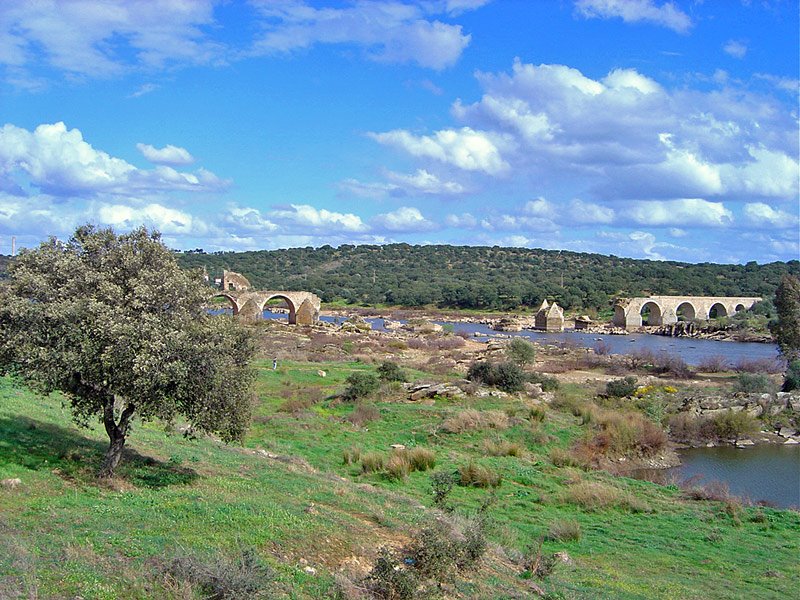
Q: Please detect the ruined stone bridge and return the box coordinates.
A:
[613,295,761,329]
[212,270,321,325]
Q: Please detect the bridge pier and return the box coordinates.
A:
[613,296,761,330]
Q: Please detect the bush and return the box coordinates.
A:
[346,403,380,426]
[546,519,582,542]
[605,376,638,398]
[363,548,416,600]
[342,372,380,402]
[710,410,760,440]
[733,357,785,374]
[466,360,494,384]
[342,446,361,465]
[466,360,526,393]
[166,548,274,599]
[576,409,668,460]
[458,462,502,488]
[733,372,775,394]
[377,360,407,383]
[481,438,524,457]
[430,471,456,512]
[697,355,730,373]
[527,372,560,391]
[507,337,536,365]
[385,453,412,481]
[783,359,800,391]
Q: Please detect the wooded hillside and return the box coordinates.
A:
[175,245,799,313]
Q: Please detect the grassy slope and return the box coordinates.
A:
[1,361,798,599]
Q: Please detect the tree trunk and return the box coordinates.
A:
[98,397,136,478]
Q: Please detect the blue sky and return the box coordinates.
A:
[0,0,797,263]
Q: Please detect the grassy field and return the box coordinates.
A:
[1,359,798,599]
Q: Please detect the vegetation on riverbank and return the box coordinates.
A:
[3,320,799,598]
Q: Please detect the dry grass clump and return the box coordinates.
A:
[342,446,362,466]
[481,438,525,457]
[441,409,509,434]
[549,447,587,469]
[361,451,386,474]
[546,519,582,542]
[573,408,668,465]
[561,481,649,512]
[385,453,412,481]
[458,462,502,488]
[406,447,437,471]
[346,403,381,426]
[278,397,314,415]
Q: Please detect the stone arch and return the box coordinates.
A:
[258,294,298,324]
[640,301,663,325]
[212,293,240,315]
[613,304,627,326]
[676,301,696,322]
[708,302,727,319]
[735,303,746,313]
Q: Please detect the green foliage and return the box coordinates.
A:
[176,244,799,312]
[166,548,274,599]
[733,372,775,395]
[783,360,800,392]
[606,376,638,398]
[772,275,800,361]
[341,371,380,401]
[430,471,456,512]
[466,360,525,393]
[527,372,560,391]
[506,337,536,366]
[0,225,255,477]
[710,410,760,440]
[376,360,407,383]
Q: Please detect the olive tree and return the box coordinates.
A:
[0,226,256,477]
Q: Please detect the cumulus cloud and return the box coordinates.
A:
[224,205,279,233]
[445,212,478,227]
[568,199,615,224]
[269,203,367,232]
[574,0,693,33]
[341,169,465,198]
[372,206,436,232]
[94,202,207,235]
[369,127,509,175]
[626,198,733,228]
[723,39,748,59]
[0,122,228,198]
[137,143,195,166]
[743,202,799,228]
[0,0,222,79]
[250,0,472,70]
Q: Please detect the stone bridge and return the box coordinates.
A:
[613,295,761,329]
[212,270,321,325]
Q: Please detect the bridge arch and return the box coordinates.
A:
[708,302,727,319]
[675,301,696,322]
[257,294,298,324]
[211,293,241,315]
[735,303,745,313]
[640,301,663,325]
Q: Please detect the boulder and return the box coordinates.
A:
[492,318,522,332]
[1,478,21,489]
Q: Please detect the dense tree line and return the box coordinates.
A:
[172,245,799,313]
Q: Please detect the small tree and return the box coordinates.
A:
[342,372,380,401]
[377,360,407,382]
[772,275,800,362]
[0,226,256,478]
[506,337,536,366]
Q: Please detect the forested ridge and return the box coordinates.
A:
[174,244,799,313]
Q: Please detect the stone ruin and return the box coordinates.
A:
[534,299,565,332]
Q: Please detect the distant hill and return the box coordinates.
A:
[176,244,799,313]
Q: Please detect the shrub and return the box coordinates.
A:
[546,519,582,542]
[529,407,546,423]
[407,519,461,580]
[561,481,648,512]
[733,372,775,394]
[430,471,456,512]
[363,548,416,600]
[342,372,380,402]
[697,355,730,373]
[407,447,436,471]
[342,446,362,465]
[467,360,494,384]
[783,359,800,392]
[361,451,385,474]
[593,340,611,355]
[466,360,526,393]
[346,403,380,426]
[385,453,412,481]
[605,376,638,398]
[710,410,759,440]
[578,409,668,460]
[527,372,560,391]
[166,548,274,600]
[733,357,785,374]
[377,360,407,383]
[278,397,313,415]
[507,338,536,366]
[458,462,502,488]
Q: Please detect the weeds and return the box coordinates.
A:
[546,519,582,542]
[481,438,525,457]
[458,462,502,488]
[441,409,509,433]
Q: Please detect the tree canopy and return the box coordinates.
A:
[772,274,800,362]
[0,226,256,477]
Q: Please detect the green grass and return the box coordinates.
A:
[1,362,799,599]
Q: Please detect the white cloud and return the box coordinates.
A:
[250,0,471,70]
[723,39,748,59]
[743,202,799,228]
[340,169,466,198]
[269,203,367,232]
[627,198,733,227]
[372,206,436,232]
[95,202,207,235]
[669,227,687,237]
[137,143,195,166]
[574,0,693,33]
[224,205,279,233]
[445,212,478,227]
[568,199,615,224]
[369,127,509,175]
[0,122,228,197]
[0,0,222,80]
